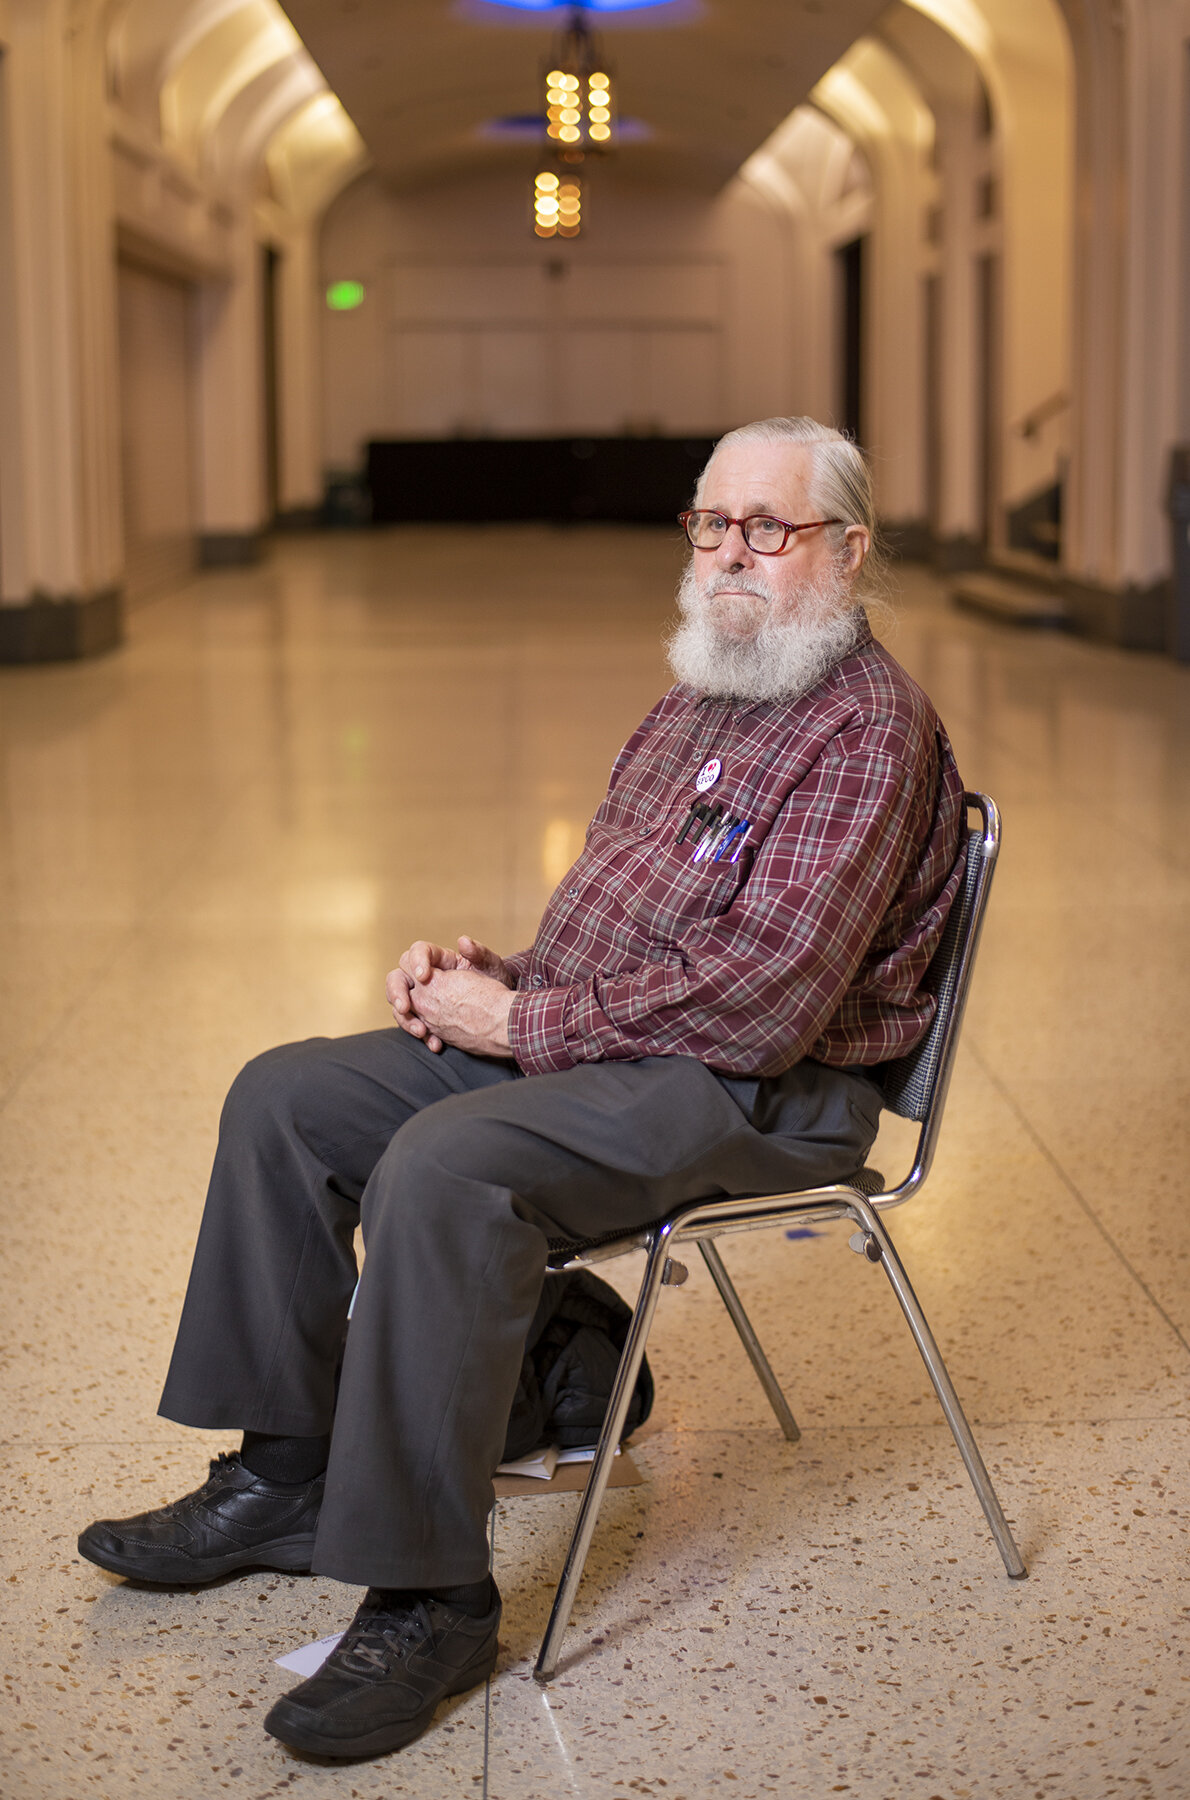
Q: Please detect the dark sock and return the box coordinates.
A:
[368,1576,497,1620]
[427,1576,498,1617]
[239,1430,330,1486]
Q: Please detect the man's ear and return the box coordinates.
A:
[843,525,870,573]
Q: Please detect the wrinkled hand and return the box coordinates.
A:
[386,936,516,1057]
[407,966,515,1058]
[455,935,515,989]
[386,939,461,1054]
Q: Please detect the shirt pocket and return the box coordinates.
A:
[623,840,746,947]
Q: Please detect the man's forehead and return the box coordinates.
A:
[700,442,812,510]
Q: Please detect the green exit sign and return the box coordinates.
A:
[326,280,365,312]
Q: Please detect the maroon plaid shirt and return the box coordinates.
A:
[506,623,966,1079]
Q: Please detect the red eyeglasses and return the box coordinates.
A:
[679,510,842,554]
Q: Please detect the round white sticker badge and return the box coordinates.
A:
[696,758,722,792]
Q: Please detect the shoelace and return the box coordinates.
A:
[334,1604,430,1679]
[157,1452,239,1520]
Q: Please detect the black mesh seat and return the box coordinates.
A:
[533,792,1027,1683]
[876,814,985,1122]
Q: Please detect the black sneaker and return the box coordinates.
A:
[263,1585,501,1759]
[77,1452,323,1584]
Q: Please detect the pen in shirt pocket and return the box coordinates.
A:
[693,817,751,865]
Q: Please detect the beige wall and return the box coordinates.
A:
[318,169,813,467]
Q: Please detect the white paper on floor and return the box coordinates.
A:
[276,1631,344,1677]
[494,1441,621,1480]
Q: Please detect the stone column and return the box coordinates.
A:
[1058,0,1180,648]
[0,0,123,660]
[193,212,267,564]
[933,100,983,565]
[276,221,323,521]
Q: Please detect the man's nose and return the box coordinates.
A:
[714,523,754,569]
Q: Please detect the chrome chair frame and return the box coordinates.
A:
[533,791,1026,1683]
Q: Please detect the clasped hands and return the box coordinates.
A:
[386,935,516,1058]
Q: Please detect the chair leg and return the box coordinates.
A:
[534,1227,675,1682]
[698,1239,800,1443]
[850,1197,1027,1580]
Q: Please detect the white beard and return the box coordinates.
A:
[665,557,863,704]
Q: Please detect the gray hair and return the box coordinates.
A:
[695,417,888,602]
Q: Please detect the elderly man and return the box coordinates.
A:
[79,417,964,1761]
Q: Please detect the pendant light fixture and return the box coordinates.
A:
[532,6,613,240]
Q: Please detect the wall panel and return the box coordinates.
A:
[645,326,721,434]
[477,329,550,435]
[392,330,469,436]
[559,328,635,434]
[378,259,723,440]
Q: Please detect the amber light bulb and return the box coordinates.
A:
[533,170,561,237]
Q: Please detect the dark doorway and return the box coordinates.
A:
[262,245,280,523]
[837,236,866,445]
[116,259,197,601]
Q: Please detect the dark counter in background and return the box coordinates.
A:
[366,436,716,525]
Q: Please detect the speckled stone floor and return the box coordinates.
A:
[1,530,1188,1799]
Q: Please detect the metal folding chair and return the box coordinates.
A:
[534,790,1026,1681]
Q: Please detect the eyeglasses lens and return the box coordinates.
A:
[685,512,723,548]
[745,518,786,552]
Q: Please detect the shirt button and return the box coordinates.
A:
[567,886,580,899]
[532,974,546,988]
[638,825,652,838]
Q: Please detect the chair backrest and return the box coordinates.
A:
[876,791,999,1129]
[548,791,1000,1263]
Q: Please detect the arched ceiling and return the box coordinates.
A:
[875,1,986,112]
[280,0,893,193]
[106,0,367,208]
[100,0,1073,229]
[741,102,873,226]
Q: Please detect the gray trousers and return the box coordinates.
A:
[158,1030,882,1588]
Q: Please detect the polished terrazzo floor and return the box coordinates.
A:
[1,528,1188,1799]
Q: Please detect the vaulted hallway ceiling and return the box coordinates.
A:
[281,0,892,191]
